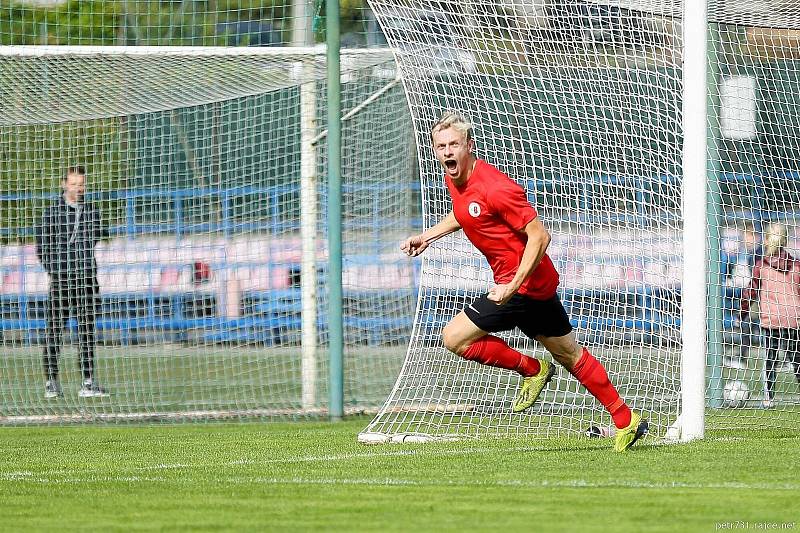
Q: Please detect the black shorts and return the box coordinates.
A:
[463,292,573,339]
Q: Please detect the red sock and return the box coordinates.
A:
[570,348,632,429]
[461,336,541,377]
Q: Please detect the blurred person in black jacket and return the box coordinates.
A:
[36,166,110,398]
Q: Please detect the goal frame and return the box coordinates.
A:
[0,43,408,424]
[358,0,743,445]
[676,0,710,442]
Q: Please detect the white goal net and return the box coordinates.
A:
[361,0,800,442]
[0,46,416,423]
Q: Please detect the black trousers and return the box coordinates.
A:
[43,278,100,381]
[761,327,800,400]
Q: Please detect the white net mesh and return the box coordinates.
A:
[0,47,416,423]
[709,15,800,429]
[361,0,800,441]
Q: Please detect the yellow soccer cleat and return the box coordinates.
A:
[512,359,555,413]
[614,411,649,452]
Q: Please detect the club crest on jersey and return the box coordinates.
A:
[468,202,481,217]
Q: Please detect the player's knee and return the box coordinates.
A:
[441,327,468,356]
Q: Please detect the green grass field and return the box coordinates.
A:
[1,416,798,532]
[0,345,405,419]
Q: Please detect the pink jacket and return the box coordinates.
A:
[741,250,800,329]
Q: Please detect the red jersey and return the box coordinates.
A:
[445,159,559,299]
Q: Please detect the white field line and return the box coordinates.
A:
[4,433,697,480]
[4,439,799,490]
[108,445,562,474]
[0,448,458,482]
[0,439,758,480]
[1,473,798,491]
[249,478,800,491]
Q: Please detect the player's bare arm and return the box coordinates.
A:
[487,218,551,305]
[402,211,461,257]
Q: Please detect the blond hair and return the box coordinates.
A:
[764,222,789,256]
[430,111,473,144]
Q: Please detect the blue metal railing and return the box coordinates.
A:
[4,172,799,238]
[0,182,423,238]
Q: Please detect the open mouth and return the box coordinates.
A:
[444,159,457,172]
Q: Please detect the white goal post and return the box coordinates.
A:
[677,0,709,442]
[360,0,800,444]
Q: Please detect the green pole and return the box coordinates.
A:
[327,0,344,421]
[706,23,725,408]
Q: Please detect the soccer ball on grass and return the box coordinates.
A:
[723,380,750,408]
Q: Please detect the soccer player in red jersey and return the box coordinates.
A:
[402,111,648,451]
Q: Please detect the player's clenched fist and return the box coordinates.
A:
[401,235,429,257]
[487,284,515,306]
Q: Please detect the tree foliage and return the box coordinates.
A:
[0,0,371,45]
